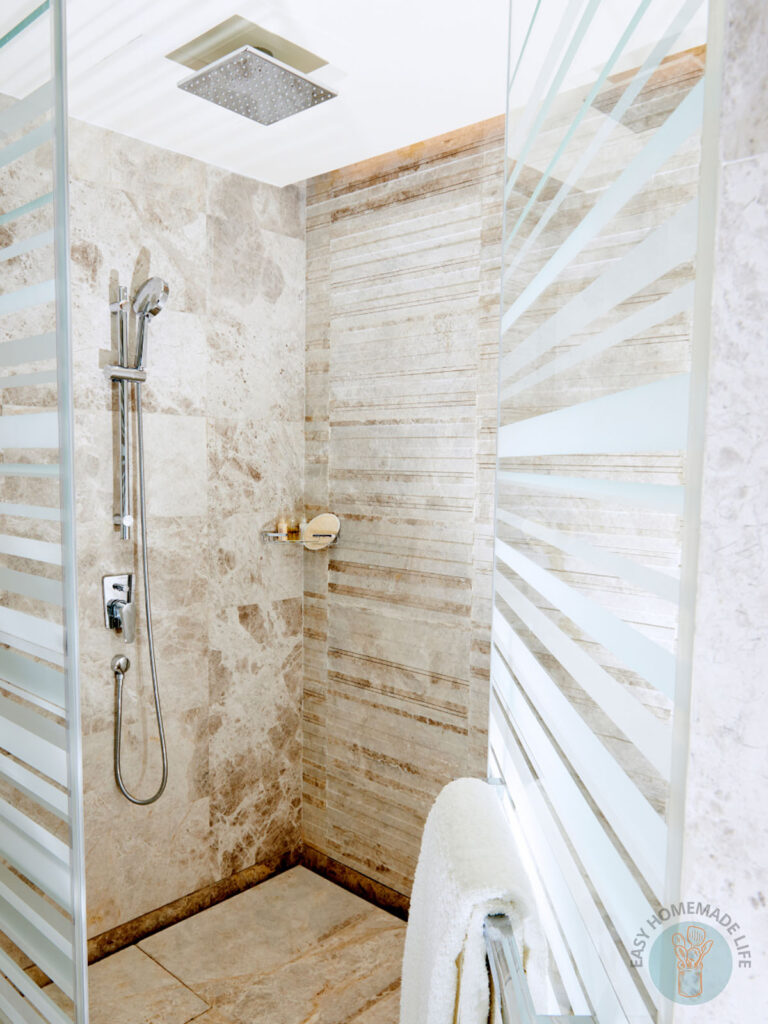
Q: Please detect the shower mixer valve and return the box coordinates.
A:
[103,573,136,644]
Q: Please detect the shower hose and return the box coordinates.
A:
[113,381,168,804]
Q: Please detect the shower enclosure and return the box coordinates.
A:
[0,0,752,1020]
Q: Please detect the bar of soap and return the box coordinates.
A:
[303,513,340,551]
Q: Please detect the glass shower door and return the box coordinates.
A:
[489,0,710,1021]
[0,1,88,1021]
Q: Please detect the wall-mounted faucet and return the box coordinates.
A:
[103,573,136,644]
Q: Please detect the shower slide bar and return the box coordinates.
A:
[484,915,594,1024]
[110,287,132,539]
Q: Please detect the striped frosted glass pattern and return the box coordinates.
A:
[0,2,88,1022]
[490,1,707,1020]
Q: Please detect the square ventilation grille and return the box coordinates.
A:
[177,45,336,125]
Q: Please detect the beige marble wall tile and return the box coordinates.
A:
[206,319,304,422]
[207,167,305,239]
[207,418,304,518]
[208,218,305,332]
[69,118,305,936]
[143,413,208,517]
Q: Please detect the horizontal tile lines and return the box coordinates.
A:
[327,319,478,339]
[327,291,479,320]
[325,752,461,809]
[325,786,456,851]
[328,559,471,590]
[332,360,474,381]
[327,361,478,380]
[326,736,464,791]
[328,679,468,735]
[329,257,482,292]
[304,118,501,885]
[330,255,480,288]
[312,139,503,204]
[327,234,483,275]
[325,156,498,203]
[329,404,477,419]
[307,116,504,197]
[329,467,473,480]
[330,508,474,526]
[324,790,437,849]
[330,213,483,248]
[327,423,475,438]
[329,381,475,397]
[327,180,482,224]
[323,780,437,845]
[326,739,464,794]
[329,280,481,310]
[325,693,467,735]
[325,163,486,209]
[329,410,477,423]
[328,497,474,516]
[330,472,474,487]
[327,581,471,617]
[327,211,483,253]
[323,829,418,883]
[326,647,469,691]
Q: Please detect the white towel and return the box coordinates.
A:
[399,777,538,1024]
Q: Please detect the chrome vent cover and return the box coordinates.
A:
[177,45,336,125]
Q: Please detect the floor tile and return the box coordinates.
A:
[347,989,401,1023]
[137,866,406,1024]
[50,945,209,1024]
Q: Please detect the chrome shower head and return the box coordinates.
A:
[177,45,336,126]
[133,277,169,319]
[133,278,169,369]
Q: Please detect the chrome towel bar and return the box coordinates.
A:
[484,915,594,1024]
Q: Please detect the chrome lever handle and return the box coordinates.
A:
[106,598,136,644]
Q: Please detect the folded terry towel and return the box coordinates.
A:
[399,777,538,1024]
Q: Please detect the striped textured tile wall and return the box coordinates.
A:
[303,118,505,895]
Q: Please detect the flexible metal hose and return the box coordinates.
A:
[113,380,168,804]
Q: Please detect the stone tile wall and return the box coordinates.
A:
[682,1,768,1016]
[302,117,505,895]
[68,121,306,936]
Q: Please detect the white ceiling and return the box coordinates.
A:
[0,1,707,187]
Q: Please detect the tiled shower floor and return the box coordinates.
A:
[83,867,406,1024]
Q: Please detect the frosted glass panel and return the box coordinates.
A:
[0,1,88,1021]
[490,0,709,1020]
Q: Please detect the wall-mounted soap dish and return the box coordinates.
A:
[261,512,340,550]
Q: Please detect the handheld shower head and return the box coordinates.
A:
[133,277,169,319]
[133,277,169,369]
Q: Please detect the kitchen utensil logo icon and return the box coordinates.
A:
[649,920,732,1004]
[671,923,713,998]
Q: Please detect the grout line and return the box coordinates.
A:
[134,945,212,1016]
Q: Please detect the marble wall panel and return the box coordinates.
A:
[303,118,506,894]
[681,2,768,1018]
[68,120,305,935]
